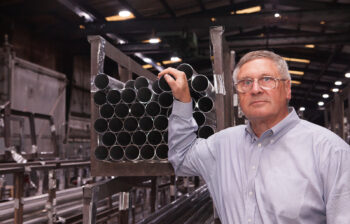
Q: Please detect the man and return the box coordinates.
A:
[158,50,350,224]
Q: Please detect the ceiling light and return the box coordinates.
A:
[119,10,131,17]
[230,11,235,15]
[318,101,324,106]
[345,72,350,78]
[274,13,280,18]
[320,21,326,25]
[291,80,301,85]
[211,17,216,22]
[322,94,329,99]
[162,58,183,65]
[283,57,310,64]
[170,56,181,62]
[334,81,342,86]
[236,6,261,14]
[289,70,304,76]
[332,88,339,93]
[299,107,305,111]
[149,38,161,44]
[143,58,152,63]
[305,44,315,48]
[79,25,85,29]
[142,64,153,69]
[77,11,94,22]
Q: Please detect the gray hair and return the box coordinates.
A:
[232,50,291,83]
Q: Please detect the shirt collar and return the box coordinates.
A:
[245,107,301,142]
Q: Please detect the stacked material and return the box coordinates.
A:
[93,64,216,162]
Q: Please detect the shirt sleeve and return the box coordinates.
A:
[321,143,350,224]
[167,100,216,180]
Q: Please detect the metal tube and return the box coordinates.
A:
[137,87,153,103]
[158,92,173,108]
[198,96,214,113]
[94,146,109,160]
[152,80,163,94]
[145,101,161,116]
[193,111,205,127]
[130,102,145,117]
[125,80,135,89]
[106,89,121,105]
[109,145,124,161]
[198,125,215,139]
[140,144,155,160]
[117,131,131,146]
[114,103,129,118]
[108,118,123,132]
[191,74,209,92]
[162,131,168,143]
[158,74,175,92]
[177,63,194,80]
[132,131,147,146]
[94,118,108,133]
[94,73,124,90]
[135,76,149,89]
[102,132,116,146]
[93,91,107,105]
[121,88,136,103]
[154,115,168,131]
[139,116,153,132]
[124,145,140,161]
[124,117,138,132]
[147,130,162,145]
[99,104,114,119]
[155,144,168,160]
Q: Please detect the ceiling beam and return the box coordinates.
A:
[196,0,206,11]
[159,0,176,18]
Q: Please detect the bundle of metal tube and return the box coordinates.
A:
[137,185,212,224]
[92,65,217,162]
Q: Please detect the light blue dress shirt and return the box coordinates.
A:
[168,100,350,224]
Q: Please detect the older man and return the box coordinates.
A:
[158,50,350,224]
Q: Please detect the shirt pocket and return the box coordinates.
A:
[264,170,308,220]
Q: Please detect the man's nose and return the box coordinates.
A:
[251,79,262,94]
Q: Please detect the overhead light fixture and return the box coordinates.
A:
[283,57,310,64]
[106,10,135,21]
[143,58,152,63]
[274,13,280,18]
[318,101,324,106]
[299,107,305,111]
[149,38,161,44]
[305,44,315,48]
[320,21,326,25]
[291,80,301,85]
[345,72,350,78]
[163,57,182,65]
[332,88,339,93]
[170,56,181,62]
[236,6,261,14]
[79,25,85,29]
[142,64,153,69]
[289,70,304,76]
[334,81,342,86]
[322,94,329,99]
[77,11,94,22]
[230,11,235,15]
[211,17,216,22]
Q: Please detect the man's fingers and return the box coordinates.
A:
[158,67,185,80]
[164,74,177,89]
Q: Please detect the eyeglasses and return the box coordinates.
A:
[234,76,286,93]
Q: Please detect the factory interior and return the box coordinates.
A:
[0,0,349,223]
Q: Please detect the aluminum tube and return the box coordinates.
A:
[94,118,108,133]
[140,144,155,160]
[108,117,123,132]
[158,74,174,92]
[191,74,209,92]
[152,79,163,94]
[176,63,194,80]
[198,125,215,139]
[106,89,121,105]
[137,87,153,103]
[135,76,149,89]
[125,80,135,89]
[109,145,124,161]
[147,130,162,145]
[154,115,168,131]
[124,145,140,161]
[121,88,136,103]
[158,92,174,108]
[197,96,214,113]
[93,90,107,105]
[130,102,145,117]
[167,107,173,117]
[162,131,168,143]
[193,111,205,127]
[117,131,131,146]
[101,132,116,146]
[124,117,138,132]
[155,144,168,160]
[139,116,153,131]
[132,131,147,146]
[184,200,212,224]
[189,89,202,102]
[94,73,124,90]
[145,101,161,116]
[94,146,109,160]
[99,104,114,119]
[114,103,129,118]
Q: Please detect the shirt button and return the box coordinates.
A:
[258,143,262,147]
[270,139,274,143]
[249,191,253,196]
[252,166,256,170]
[248,218,252,223]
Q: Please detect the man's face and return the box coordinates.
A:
[237,58,291,122]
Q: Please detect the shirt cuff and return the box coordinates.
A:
[172,100,193,119]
